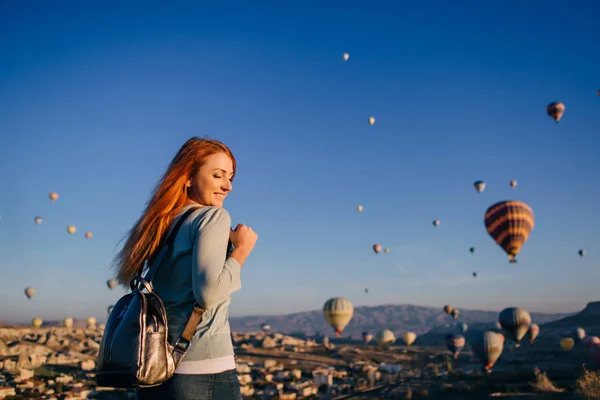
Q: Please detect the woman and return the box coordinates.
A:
[113,137,258,400]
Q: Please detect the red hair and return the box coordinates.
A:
[112,137,236,286]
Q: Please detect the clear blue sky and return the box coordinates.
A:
[1,1,599,323]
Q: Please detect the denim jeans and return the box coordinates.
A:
[135,369,242,400]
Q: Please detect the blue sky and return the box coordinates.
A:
[1,1,599,323]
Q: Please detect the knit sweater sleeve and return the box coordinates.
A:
[190,207,242,309]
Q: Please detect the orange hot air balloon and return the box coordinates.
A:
[85,232,93,239]
[484,200,534,263]
[372,244,382,254]
[49,192,59,202]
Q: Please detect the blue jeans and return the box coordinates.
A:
[135,370,242,400]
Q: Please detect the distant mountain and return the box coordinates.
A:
[541,301,600,330]
[230,304,571,338]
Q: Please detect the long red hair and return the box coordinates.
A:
[112,137,236,286]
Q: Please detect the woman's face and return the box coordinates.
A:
[187,152,234,207]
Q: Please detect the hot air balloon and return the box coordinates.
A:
[63,317,73,329]
[527,323,540,344]
[403,332,417,346]
[364,288,369,294]
[384,248,390,253]
[560,337,575,351]
[67,225,76,235]
[32,318,43,328]
[372,244,382,254]
[362,332,373,344]
[261,324,271,332]
[451,309,459,320]
[473,272,477,278]
[84,232,93,239]
[547,102,565,123]
[469,247,475,254]
[368,117,375,126]
[579,249,585,257]
[323,297,354,337]
[433,220,440,227]
[24,287,36,299]
[474,181,486,193]
[86,317,97,329]
[443,305,453,315]
[499,307,532,346]
[457,323,468,334]
[34,217,43,224]
[574,327,586,344]
[377,329,396,345]
[510,180,517,188]
[343,52,350,61]
[446,334,466,359]
[357,205,363,212]
[106,279,117,289]
[49,192,59,202]
[470,330,505,372]
[484,200,534,263]
[583,336,600,349]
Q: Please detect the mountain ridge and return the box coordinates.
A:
[230,303,573,337]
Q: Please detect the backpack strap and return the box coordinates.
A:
[143,206,200,284]
[173,305,206,365]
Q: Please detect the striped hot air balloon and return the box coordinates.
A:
[323,297,354,337]
[484,200,534,263]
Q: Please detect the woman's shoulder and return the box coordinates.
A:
[184,205,232,231]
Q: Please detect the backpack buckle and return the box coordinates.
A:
[173,338,190,353]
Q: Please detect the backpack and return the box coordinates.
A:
[95,207,205,388]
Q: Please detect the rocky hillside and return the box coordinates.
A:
[230,303,570,338]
